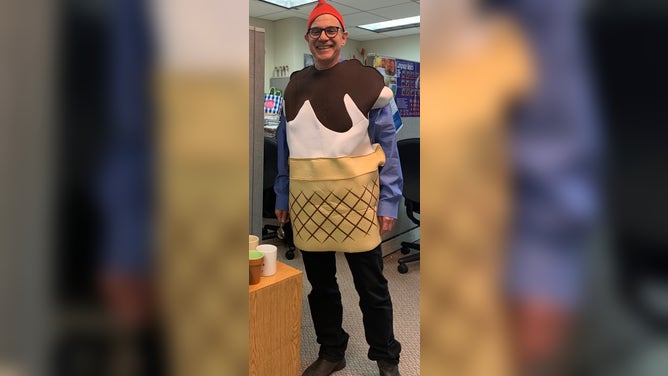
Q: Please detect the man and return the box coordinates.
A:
[496,0,602,372]
[274,1,403,375]
[97,0,163,374]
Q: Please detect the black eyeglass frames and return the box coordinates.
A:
[307,26,342,39]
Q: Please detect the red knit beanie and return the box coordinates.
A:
[307,0,345,30]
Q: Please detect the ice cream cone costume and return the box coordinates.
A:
[283,59,394,252]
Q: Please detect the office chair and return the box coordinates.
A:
[396,138,420,274]
[262,136,297,259]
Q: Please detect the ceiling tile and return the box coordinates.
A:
[250,1,285,17]
[378,27,420,38]
[343,12,388,27]
[290,3,320,16]
[346,27,379,40]
[332,0,408,12]
[256,1,360,18]
[368,3,420,19]
[250,0,420,27]
[291,8,312,17]
[325,1,364,16]
[260,10,306,21]
[356,33,391,41]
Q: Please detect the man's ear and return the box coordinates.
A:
[341,30,348,46]
[304,33,309,43]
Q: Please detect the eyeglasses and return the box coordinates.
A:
[307,26,342,39]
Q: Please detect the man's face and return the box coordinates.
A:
[305,14,348,70]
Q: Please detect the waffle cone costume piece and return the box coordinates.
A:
[284,59,394,252]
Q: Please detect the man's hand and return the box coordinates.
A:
[275,209,290,223]
[100,272,154,331]
[378,216,396,235]
[512,300,573,372]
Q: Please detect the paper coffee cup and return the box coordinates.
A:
[249,250,264,285]
[256,244,277,277]
[249,235,259,251]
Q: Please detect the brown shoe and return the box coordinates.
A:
[377,360,400,376]
[301,357,346,376]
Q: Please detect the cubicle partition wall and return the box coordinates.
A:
[249,27,266,237]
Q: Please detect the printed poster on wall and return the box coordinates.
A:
[370,56,420,118]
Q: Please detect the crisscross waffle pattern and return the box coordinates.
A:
[290,172,381,252]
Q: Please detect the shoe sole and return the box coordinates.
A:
[302,359,346,376]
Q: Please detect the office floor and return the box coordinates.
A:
[270,239,421,376]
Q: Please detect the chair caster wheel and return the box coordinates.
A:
[285,250,295,260]
[398,263,408,274]
[400,247,410,255]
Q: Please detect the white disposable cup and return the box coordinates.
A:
[249,235,259,251]
[256,244,277,276]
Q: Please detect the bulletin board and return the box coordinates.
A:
[367,54,420,118]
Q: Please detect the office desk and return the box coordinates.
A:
[249,261,303,376]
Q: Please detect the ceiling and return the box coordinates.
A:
[250,0,420,41]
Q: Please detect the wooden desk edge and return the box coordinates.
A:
[249,261,302,293]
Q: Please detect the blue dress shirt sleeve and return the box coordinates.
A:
[96,0,154,274]
[504,0,603,308]
[369,104,404,219]
[274,113,290,211]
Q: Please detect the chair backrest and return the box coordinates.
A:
[263,137,279,191]
[397,138,420,205]
[262,137,279,218]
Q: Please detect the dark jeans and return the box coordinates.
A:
[301,245,401,364]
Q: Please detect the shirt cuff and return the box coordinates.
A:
[505,239,586,310]
[377,197,400,219]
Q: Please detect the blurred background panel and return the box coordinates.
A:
[56,0,111,306]
[0,0,56,375]
[52,1,117,375]
[573,0,668,375]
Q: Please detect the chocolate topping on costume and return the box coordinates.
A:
[284,59,388,133]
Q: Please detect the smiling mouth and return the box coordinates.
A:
[316,45,333,50]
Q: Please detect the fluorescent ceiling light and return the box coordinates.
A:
[358,16,420,33]
[259,0,316,9]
